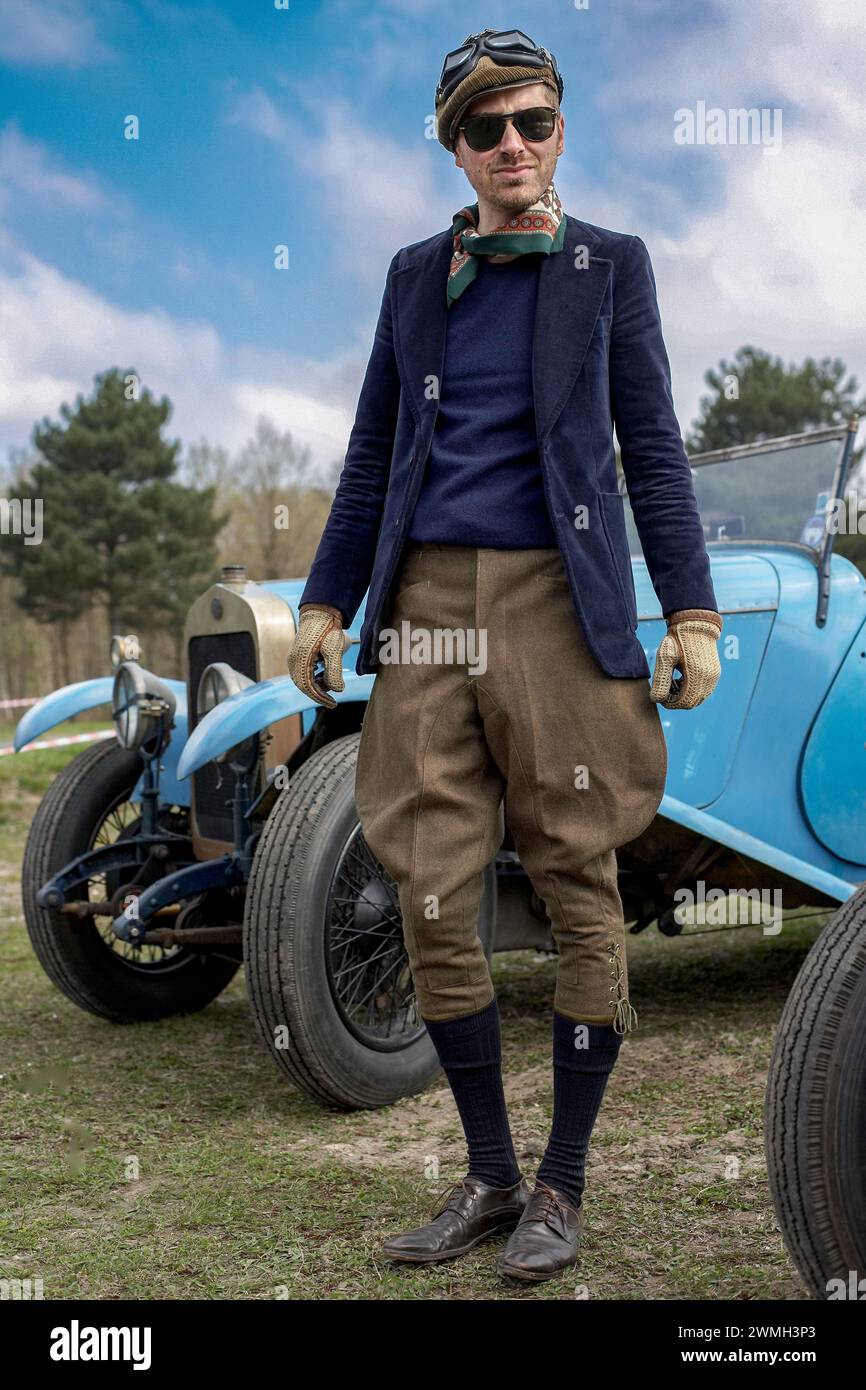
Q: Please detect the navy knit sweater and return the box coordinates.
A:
[407,251,557,548]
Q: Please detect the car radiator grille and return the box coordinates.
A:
[188,632,258,842]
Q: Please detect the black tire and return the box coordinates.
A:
[765,883,866,1298]
[244,732,497,1110]
[22,738,240,1022]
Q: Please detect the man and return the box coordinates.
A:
[288,28,722,1282]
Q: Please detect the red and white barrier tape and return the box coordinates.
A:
[0,730,114,758]
[0,696,41,711]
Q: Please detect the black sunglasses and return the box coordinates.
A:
[458,105,558,152]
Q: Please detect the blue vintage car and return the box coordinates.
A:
[15,420,865,1298]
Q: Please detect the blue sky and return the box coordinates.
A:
[0,0,862,475]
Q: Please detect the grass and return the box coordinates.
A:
[0,726,824,1299]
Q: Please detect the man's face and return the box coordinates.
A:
[453,81,564,212]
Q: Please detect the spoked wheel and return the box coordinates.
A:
[325,821,425,1050]
[22,739,241,1021]
[90,798,190,969]
[244,733,497,1110]
[765,882,866,1298]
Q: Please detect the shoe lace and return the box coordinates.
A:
[531,1179,578,1228]
[430,1177,476,1220]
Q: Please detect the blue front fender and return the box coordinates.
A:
[15,677,191,808]
[14,678,115,750]
[177,671,374,780]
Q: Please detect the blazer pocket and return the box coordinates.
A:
[598,491,638,628]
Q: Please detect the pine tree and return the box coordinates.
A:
[0,368,226,665]
[687,347,865,452]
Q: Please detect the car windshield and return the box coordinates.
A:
[620,427,851,559]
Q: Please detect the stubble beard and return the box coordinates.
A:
[481,158,554,221]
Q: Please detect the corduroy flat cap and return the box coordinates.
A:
[436,54,560,152]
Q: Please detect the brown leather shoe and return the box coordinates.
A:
[497,1179,584,1281]
[382,1174,532,1264]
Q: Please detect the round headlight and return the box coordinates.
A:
[112,663,141,749]
[196,662,255,767]
[112,662,176,754]
[196,662,253,719]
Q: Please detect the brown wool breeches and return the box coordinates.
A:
[353,543,668,1032]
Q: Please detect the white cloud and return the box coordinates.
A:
[224,86,284,143]
[0,123,107,217]
[298,107,455,278]
[225,85,456,282]
[0,0,112,68]
[572,0,866,433]
[609,122,866,438]
[232,382,352,464]
[0,250,362,474]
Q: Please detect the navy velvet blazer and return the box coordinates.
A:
[299,213,718,679]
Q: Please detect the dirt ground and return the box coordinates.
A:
[0,736,819,1300]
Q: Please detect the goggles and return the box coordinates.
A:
[436,28,564,108]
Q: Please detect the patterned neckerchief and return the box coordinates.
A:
[446,182,565,306]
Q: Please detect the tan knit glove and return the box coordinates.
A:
[650,609,723,710]
[288,604,353,709]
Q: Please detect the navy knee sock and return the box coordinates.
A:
[535,1012,623,1209]
[423,997,523,1189]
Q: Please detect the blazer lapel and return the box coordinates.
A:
[391,233,453,433]
[532,215,612,442]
